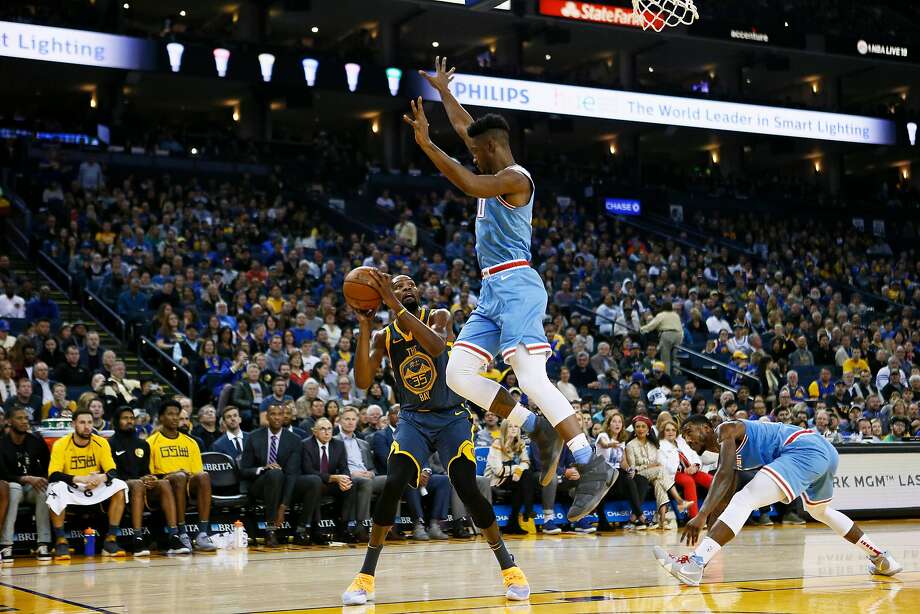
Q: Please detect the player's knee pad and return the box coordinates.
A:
[446,347,500,409]
[804,503,853,536]
[716,472,786,536]
[507,346,573,427]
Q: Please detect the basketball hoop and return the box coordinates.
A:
[632,0,699,32]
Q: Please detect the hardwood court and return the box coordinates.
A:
[0,520,916,613]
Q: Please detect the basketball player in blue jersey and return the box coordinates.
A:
[342,270,529,605]
[654,415,902,586]
[404,58,615,523]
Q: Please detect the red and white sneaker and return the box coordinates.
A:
[653,546,704,586]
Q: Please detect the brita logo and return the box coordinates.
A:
[205,462,232,471]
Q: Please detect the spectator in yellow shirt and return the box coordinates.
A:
[47,408,126,559]
[146,400,217,552]
[842,348,870,375]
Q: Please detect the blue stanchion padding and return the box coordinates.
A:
[474,446,490,476]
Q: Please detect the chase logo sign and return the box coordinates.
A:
[604,198,641,216]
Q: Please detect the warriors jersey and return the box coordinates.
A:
[48,433,116,478]
[383,307,464,413]
[146,431,203,475]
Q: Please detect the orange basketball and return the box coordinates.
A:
[343,266,382,311]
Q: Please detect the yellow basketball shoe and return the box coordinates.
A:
[502,566,530,601]
[342,573,375,606]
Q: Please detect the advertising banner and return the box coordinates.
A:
[0,20,156,70]
[832,448,920,513]
[419,72,896,145]
[538,1,641,28]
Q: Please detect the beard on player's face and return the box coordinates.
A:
[402,293,419,311]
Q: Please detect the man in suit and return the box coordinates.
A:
[240,404,303,547]
[335,407,384,541]
[231,363,270,430]
[211,406,250,463]
[299,417,357,543]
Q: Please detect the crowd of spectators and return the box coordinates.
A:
[0,127,917,554]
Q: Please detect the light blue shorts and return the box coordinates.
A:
[455,266,550,363]
[760,434,838,506]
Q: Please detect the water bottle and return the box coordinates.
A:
[233,520,245,549]
[83,528,96,556]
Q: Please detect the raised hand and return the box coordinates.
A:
[366,269,400,311]
[402,97,431,147]
[419,56,455,93]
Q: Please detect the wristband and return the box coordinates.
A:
[396,307,408,319]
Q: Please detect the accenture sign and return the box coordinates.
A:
[539,0,642,28]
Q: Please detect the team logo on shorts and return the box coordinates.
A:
[135,448,145,458]
[399,349,436,401]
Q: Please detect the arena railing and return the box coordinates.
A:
[139,336,194,400]
[571,304,746,395]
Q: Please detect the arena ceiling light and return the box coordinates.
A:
[345,62,361,92]
[386,67,403,96]
[166,42,184,72]
[258,53,275,82]
[302,58,319,86]
[213,48,230,77]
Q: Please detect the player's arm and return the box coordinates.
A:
[98,438,118,483]
[364,270,448,358]
[403,98,530,202]
[681,422,742,546]
[419,56,475,152]
[699,422,740,517]
[47,440,73,484]
[354,319,386,391]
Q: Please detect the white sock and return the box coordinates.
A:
[855,535,883,557]
[693,537,722,565]
[566,433,591,461]
[506,404,532,428]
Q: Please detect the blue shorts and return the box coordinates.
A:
[390,408,476,488]
[455,266,550,363]
[760,434,838,506]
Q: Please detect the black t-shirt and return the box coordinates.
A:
[108,434,152,480]
[0,432,51,481]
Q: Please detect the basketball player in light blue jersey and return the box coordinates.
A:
[404,57,615,523]
[654,415,902,586]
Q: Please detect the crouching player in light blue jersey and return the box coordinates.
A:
[404,57,615,522]
[654,415,902,586]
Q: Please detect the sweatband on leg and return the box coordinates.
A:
[447,346,502,410]
[715,471,786,536]
[804,502,854,538]
[507,345,576,427]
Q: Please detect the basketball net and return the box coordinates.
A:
[632,0,699,31]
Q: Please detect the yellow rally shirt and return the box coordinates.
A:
[48,434,116,477]
[146,431,203,475]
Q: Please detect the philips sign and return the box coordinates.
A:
[420,73,896,145]
[605,199,642,216]
[0,21,156,70]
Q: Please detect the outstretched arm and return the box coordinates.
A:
[681,421,742,546]
[403,97,529,200]
[419,57,475,152]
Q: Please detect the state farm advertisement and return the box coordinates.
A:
[539,0,641,28]
[832,449,920,513]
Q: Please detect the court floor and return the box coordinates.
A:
[0,520,916,613]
